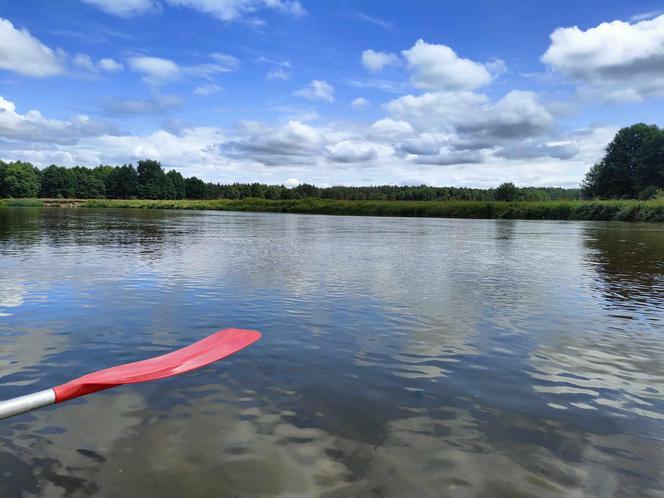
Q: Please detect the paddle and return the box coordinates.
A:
[0,328,260,421]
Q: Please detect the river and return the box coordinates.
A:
[0,207,662,497]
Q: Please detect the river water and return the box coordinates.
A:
[0,208,662,497]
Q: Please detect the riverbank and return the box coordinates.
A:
[2,197,663,222]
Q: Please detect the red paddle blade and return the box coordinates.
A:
[53,328,261,403]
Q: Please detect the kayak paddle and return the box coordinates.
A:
[0,328,260,421]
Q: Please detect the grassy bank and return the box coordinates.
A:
[2,197,663,221]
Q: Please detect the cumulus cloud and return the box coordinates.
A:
[386,90,552,142]
[541,15,664,101]
[396,132,451,156]
[385,90,488,128]
[326,140,377,163]
[369,117,415,139]
[402,39,493,90]
[0,17,64,77]
[351,97,369,108]
[457,90,553,140]
[294,80,335,102]
[361,49,400,72]
[223,120,323,165]
[128,56,180,83]
[0,96,118,144]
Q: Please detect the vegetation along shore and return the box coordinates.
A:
[2,197,663,222]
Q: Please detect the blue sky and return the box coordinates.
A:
[0,0,663,187]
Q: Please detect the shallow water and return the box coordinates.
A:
[0,207,662,497]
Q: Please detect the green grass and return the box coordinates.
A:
[3,197,663,222]
[79,198,664,222]
[0,198,44,207]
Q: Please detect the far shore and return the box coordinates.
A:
[1,197,663,222]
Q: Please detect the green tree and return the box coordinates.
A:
[137,159,168,199]
[291,183,319,198]
[582,123,664,198]
[167,170,186,199]
[106,164,139,198]
[40,165,75,198]
[71,166,105,198]
[185,176,206,199]
[494,182,519,201]
[0,161,41,198]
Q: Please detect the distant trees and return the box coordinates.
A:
[0,158,585,202]
[583,123,664,199]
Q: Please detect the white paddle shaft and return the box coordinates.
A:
[0,389,55,420]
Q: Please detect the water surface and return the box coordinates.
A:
[0,208,662,497]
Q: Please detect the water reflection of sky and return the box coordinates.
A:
[0,208,662,497]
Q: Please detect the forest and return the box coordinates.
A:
[0,158,579,202]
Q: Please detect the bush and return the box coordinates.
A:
[637,185,659,200]
[494,182,519,202]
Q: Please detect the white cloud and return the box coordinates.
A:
[402,39,493,90]
[128,53,237,84]
[0,17,124,78]
[193,83,222,95]
[361,49,400,72]
[0,17,64,77]
[326,140,377,163]
[98,58,124,72]
[72,53,124,74]
[351,97,369,108]
[283,177,302,187]
[266,66,290,80]
[457,90,553,140]
[369,117,415,139]
[397,132,451,156]
[72,53,97,73]
[223,120,323,165]
[128,56,180,83]
[164,0,306,21]
[385,90,488,128]
[0,96,117,144]
[386,90,552,141]
[209,52,240,71]
[542,15,664,101]
[81,0,158,16]
[294,80,335,102]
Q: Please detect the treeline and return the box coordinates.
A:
[0,159,580,202]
